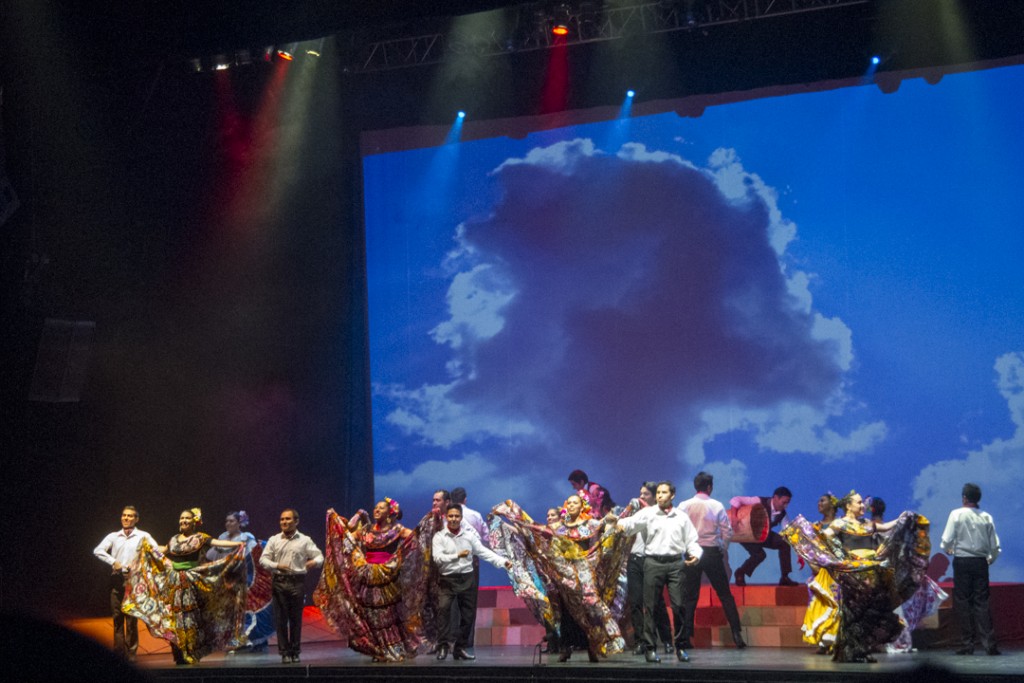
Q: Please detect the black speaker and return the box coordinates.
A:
[28,319,95,403]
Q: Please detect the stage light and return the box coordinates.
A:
[627,89,635,98]
[457,111,466,119]
[552,3,571,36]
[871,55,881,65]
[305,38,325,58]
[277,43,298,61]
[212,54,231,71]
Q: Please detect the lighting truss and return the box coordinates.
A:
[345,0,870,73]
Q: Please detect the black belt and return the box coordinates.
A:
[646,554,682,562]
[273,573,306,581]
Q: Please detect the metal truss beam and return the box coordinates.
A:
[345,0,869,73]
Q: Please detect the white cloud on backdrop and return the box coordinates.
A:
[376,138,886,507]
[913,351,1024,580]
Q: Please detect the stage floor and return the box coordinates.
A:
[135,642,1023,682]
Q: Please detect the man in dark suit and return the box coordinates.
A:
[730,486,797,586]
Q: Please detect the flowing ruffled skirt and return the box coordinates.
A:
[488,500,631,657]
[312,511,431,661]
[783,512,932,662]
[122,539,248,663]
[802,567,840,648]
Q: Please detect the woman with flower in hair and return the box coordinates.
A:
[123,508,248,665]
[313,498,431,661]
[801,492,841,654]
[206,511,274,653]
[782,491,932,662]
[489,493,630,662]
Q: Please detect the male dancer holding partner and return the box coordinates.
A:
[941,483,1002,656]
[260,509,323,664]
[730,486,798,586]
[614,481,702,663]
[680,472,746,649]
[93,506,157,661]
[432,504,512,661]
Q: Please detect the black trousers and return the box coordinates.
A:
[952,556,996,650]
[681,546,742,646]
[738,530,792,579]
[437,571,477,649]
[626,554,671,646]
[642,556,685,650]
[109,573,138,657]
[272,575,306,656]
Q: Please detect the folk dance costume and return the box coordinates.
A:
[206,524,274,651]
[123,534,248,664]
[800,518,840,651]
[313,505,432,661]
[782,511,932,662]
[489,499,632,660]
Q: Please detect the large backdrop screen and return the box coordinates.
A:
[362,63,1024,584]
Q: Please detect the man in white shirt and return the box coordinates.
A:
[93,506,157,661]
[680,472,745,649]
[259,509,324,664]
[450,487,487,648]
[615,481,702,663]
[940,483,1002,656]
[432,504,511,661]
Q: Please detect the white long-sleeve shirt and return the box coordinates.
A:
[941,506,1001,564]
[259,531,324,575]
[680,493,733,550]
[617,504,703,560]
[460,505,489,547]
[94,527,157,574]
[432,524,508,576]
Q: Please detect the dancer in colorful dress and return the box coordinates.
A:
[800,492,840,654]
[313,498,431,661]
[782,491,932,662]
[490,494,631,662]
[206,511,273,653]
[122,508,248,665]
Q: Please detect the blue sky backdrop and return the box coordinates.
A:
[363,63,1024,584]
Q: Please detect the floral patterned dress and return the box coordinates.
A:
[122,534,248,664]
[488,500,632,657]
[783,511,932,662]
[313,509,431,661]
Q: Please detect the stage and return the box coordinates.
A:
[132,642,1021,683]
[56,582,1024,682]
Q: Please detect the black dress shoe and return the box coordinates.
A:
[778,576,799,587]
[644,649,661,663]
[633,644,645,655]
[732,630,747,649]
[281,655,290,664]
[292,654,300,663]
[436,644,450,661]
[663,643,674,654]
[987,646,1002,656]
[558,647,572,662]
[676,648,690,663]
[734,569,746,586]
[452,647,475,661]
[954,648,974,655]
